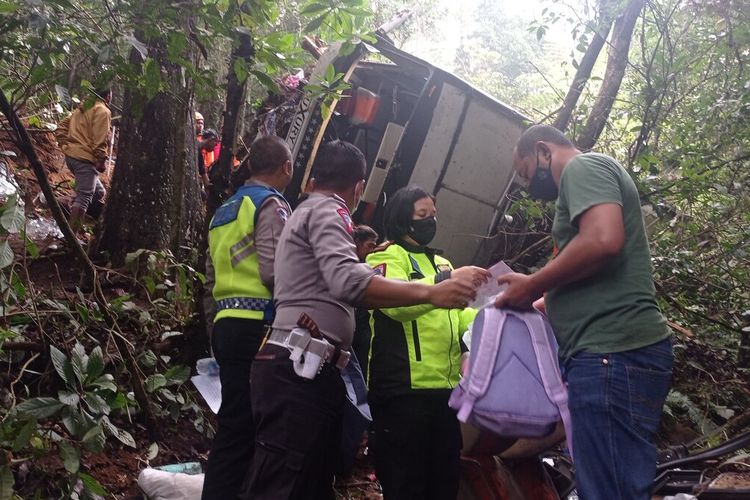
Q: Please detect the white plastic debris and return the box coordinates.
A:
[26,217,63,240]
[137,468,204,500]
[0,161,19,198]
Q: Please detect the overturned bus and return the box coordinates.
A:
[283,33,531,267]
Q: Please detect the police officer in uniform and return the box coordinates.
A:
[366,185,479,500]
[202,135,293,499]
[244,140,488,500]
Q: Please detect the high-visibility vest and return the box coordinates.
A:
[208,184,285,322]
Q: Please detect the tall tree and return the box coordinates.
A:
[577,0,644,149]
[207,29,254,217]
[553,0,618,132]
[95,0,204,265]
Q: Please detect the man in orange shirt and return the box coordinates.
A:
[198,129,219,187]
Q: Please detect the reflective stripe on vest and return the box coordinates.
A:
[229,233,256,268]
[216,297,272,312]
[208,184,285,322]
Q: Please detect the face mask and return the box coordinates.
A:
[528,152,558,201]
[408,216,437,246]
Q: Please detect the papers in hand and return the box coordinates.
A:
[468,261,513,309]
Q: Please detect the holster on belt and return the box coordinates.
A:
[267,314,350,380]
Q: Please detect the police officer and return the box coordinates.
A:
[244,140,488,500]
[366,185,480,500]
[202,135,293,500]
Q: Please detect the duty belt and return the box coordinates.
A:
[216,297,271,312]
[267,329,350,370]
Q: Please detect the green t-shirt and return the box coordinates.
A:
[546,153,668,361]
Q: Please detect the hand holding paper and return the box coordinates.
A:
[493,271,543,311]
[451,266,491,288]
[468,261,514,309]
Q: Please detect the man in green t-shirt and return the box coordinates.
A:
[496,124,672,500]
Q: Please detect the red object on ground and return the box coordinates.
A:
[459,455,560,500]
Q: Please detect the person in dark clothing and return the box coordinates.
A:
[352,224,378,382]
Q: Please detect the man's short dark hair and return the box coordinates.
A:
[310,140,366,190]
[249,135,291,175]
[95,86,112,100]
[353,224,378,244]
[201,128,219,141]
[516,124,574,158]
[383,185,434,242]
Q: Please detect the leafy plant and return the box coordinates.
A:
[16,344,135,447]
[0,190,35,326]
[0,343,131,498]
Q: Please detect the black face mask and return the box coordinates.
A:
[408,216,437,246]
[528,152,558,201]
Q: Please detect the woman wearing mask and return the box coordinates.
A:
[366,185,489,500]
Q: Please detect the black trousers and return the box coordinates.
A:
[371,392,462,500]
[244,344,345,500]
[201,317,265,500]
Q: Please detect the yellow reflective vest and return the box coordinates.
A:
[366,243,477,400]
[208,184,283,322]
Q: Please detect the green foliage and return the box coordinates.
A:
[618,1,750,356]
[118,249,212,432]
[0,191,37,319]
[0,0,373,127]
[300,0,373,43]
[0,342,134,498]
[452,0,552,108]
[17,343,136,449]
[0,0,379,495]
[1,241,212,495]
[0,193,23,270]
[306,63,351,118]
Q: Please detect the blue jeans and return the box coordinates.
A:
[563,337,673,500]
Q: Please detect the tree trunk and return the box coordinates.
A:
[740,315,750,368]
[553,0,618,132]
[95,1,203,266]
[189,29,254,362]
[207,30,255,220]
[577,0,644,150]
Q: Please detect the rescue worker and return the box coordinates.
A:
[55,86,112,236]
[195,111,205,137]
[201,135,293,500]
[244,140,488,500]
[366,185,479,500]
[352,224,378,383]
[198,128,219,188]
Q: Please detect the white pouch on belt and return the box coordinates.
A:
[287,327,327,380]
